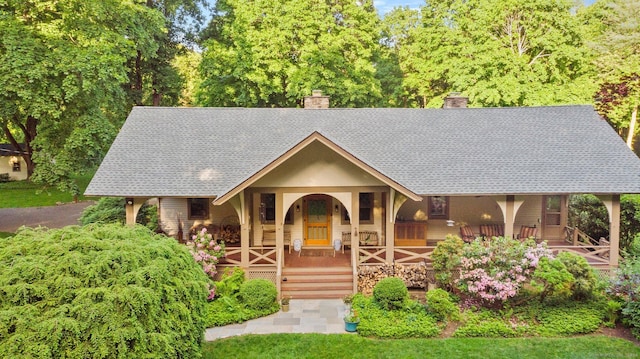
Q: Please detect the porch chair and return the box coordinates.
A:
[517,225,538,241]
[479,224,504,239]
[460,225,477,243]
[341,232,351,253]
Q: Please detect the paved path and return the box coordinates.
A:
[0,201,93,232]
[205,299,351,341]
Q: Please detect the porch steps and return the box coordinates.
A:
[281,266,353,299]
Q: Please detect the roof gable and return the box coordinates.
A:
[214,132,421,204]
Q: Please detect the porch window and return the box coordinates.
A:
[545,195,562,226]
[188,198,209,219]
[428,196,449,219]
[342,192,374,224]
[260,193,293,224]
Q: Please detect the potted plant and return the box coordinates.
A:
[343,308,360,332]
[342,294,353,311]
[281,296,290,312]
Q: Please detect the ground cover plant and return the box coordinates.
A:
[202,334,640,359]
[0,172,94,208]
[0,224,210,358]
[351,282,441,338]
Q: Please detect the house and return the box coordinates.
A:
[85,92,640,298]
[0,144,27,181]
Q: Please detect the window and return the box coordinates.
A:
[188,198,210,219]
[342,192,374,224]
[428,196,449,219]
[260,193,293,224]
[545,195,562,226]
[12,161,20,172]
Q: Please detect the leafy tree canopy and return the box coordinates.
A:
[197,0,382,107]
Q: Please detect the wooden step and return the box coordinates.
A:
[281,266,354,299]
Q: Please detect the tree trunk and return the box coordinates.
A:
[627,102,638,149]
[3,115,37,178]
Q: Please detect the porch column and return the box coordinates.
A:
[240,191,250,269]
[275,190,284,250]
[610,194,621,267]
[505,195,515,239]
[125,198,146,226]
[385,191,394,263]
[351,190,360,265]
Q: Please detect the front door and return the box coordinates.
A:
[304,195,332,246]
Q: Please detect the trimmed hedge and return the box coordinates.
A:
[239,279,278,310]
[0,224,210,358]
[373,277,408,310]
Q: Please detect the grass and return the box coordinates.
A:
[202,334,640,359]
[0,232,13,239]
[0,171,95,208]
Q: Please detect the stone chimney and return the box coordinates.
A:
[304,90,330,109]
[443,92,468,108]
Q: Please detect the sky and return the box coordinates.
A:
[373,0,596,15]
[373,0,424,15]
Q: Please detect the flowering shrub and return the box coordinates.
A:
[456,237,553,306]
[186,227,226,299]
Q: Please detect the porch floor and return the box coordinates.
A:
[284,247,351,268]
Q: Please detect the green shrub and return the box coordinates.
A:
[531,257,574,303]
[623,301,640,339]
[556,252,599,300]
[605,299,623,328]
[0,224,209,358]
[239,279,278,310]
[373,277,408,310]
[431,235,464,289]
[214,267,245,298]
[352,294,440,338]
[80,197,158,230]
[426,288,460,321]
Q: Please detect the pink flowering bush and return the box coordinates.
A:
[186,227,226,299]
[456,237,553,307]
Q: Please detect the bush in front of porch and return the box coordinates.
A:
[205,267,280,327]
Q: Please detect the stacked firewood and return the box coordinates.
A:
[357,263,431,295]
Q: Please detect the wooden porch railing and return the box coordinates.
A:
[547,244,610,266]
[222,247,277,266]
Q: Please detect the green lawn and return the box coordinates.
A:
[202,334,640,359]
[0,172,95,208]
[0,232,13,238]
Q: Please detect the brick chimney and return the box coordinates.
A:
[304,90,330,109]
[443,92,468,108]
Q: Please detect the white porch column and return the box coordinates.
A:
[125,198,147,226]
[386,190,395,263]
[351,189,360,264]
[610,195,621,267]
[240,191,250,269]
[505,195,515,239]
[276,190,284,250]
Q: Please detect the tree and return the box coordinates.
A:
[589,0,640,150]
[0,1,163,192]
[197,0,382,107]
[393,0,596,107]
[127,0,209,107]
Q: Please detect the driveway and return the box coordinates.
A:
[0,201,94,233]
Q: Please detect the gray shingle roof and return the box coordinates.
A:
[85,105,640,197]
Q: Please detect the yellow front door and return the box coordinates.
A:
[304,195,332,246]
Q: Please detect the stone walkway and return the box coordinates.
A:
[205,299,351,341]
